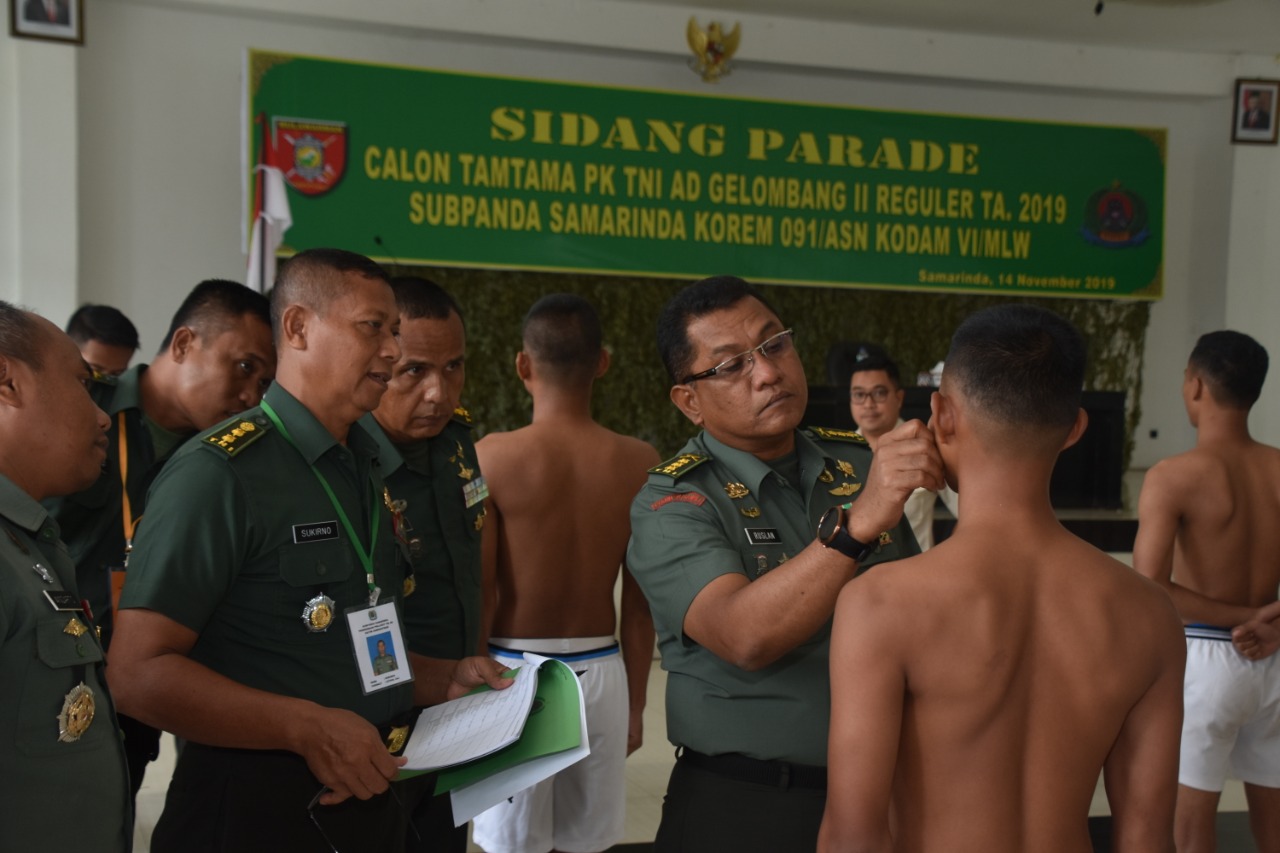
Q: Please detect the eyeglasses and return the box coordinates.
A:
[681,329,796,385]
[850,386,894,405]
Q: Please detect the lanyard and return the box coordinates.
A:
[118,413,141,557]
[260,400,382,605]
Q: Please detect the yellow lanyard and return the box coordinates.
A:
[118,412,141,557]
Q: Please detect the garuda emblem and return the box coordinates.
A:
[687,17,741,83]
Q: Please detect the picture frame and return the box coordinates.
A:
[9,0,82,45]
[1232,79,1279,145]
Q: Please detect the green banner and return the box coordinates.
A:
[248,51,1165,299]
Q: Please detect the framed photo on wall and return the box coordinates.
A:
[1232,79,1279,145]
[9,0,83,45]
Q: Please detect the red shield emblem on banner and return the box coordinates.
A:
[267,117,347,196]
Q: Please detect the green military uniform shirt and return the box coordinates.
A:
[120,384,413,725]
[0,474,131,853]
[626,427,919,767]
[364,409,485,659]
[42,364,186,646]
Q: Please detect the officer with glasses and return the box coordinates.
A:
[627,275,942,852]
[849,348,958,550]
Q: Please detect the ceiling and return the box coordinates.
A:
[648,0,1280,57]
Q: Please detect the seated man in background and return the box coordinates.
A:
[848,346,957,549]
[820,304,1185,853]
[66,303,140,377]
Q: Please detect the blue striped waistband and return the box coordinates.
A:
[1185,624,1233,641]
[489,641,620,662]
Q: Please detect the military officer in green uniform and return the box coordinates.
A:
[0,303,131,852]
[43,279,276,798]
[627,276,944,852]
[107,249,509,853]
[365,276,485,853]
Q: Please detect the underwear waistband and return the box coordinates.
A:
[489,635,618,661]
[1185,624,1233,641]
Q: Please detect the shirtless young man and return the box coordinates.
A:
[1134,330,1280,853]
[473,293,659,853]
[820,304,1186,853]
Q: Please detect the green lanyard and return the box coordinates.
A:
[260,400,382,606]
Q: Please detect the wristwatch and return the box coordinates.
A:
[816,504,874,563]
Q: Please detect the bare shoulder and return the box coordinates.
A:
[835,550,945,632]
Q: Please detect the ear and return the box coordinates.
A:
[670,383,704,427]
[1061,408,1089,452]
[1187,374,1206,402]
[0,356,21,409]
[168,326,196,363]
[929,390,955,443]
[279,304,309,351]
[595,348,611,379]
[515,351,533,382]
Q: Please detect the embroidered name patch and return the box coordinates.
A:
[743,528,781,546]
[650,492,707,511]
[292,521,339,544]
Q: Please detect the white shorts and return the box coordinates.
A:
[472,638,627,853]
[1180,626,1280,791]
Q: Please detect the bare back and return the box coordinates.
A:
[1142,439,1280,608]
[477,420,659,638]
[827,524,1184,853]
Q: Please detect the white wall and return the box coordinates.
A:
[2,0,1275,468]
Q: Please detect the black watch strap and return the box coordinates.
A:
[826,525,874,563]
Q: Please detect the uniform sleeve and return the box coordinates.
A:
[627,479,746,647]
[118,448,251,633]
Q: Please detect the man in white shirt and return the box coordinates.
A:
[849,349,957,549]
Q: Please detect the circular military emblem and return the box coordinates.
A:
[57,682,96,743]
[292,134,327,182]
[301,593,336,632]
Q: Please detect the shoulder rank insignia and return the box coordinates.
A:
[807,426,868,445]
[452,406,474,427]
[649,453,709,479]
[205,419,270,457]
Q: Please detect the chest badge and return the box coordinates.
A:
[301,593,336,632]
[836,459,855,477]
[31,562,53,584]
[63,617,89,638]
[740,506,761,519]
[818,469,834,484]
[829,482,861,497]
[724,482,749,499]
[57,682,96,743]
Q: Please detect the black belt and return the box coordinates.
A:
[678,747,827,791]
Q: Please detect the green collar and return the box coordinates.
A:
[698,430,827,496]
[0,473,52,533]
[99,363,146,416]
[263,384,379,466]
[362,412,406,476]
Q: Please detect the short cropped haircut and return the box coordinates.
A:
[1189,330,1268,409]
[271,248,389,341]
[945,304,1085,432]
[65,304,140,350]
[159,280,271,352]
[657,275,779,385]
[522,293,602,385]
[0,301,46,372]
[390,276,464,328]
[849,350,902,389]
